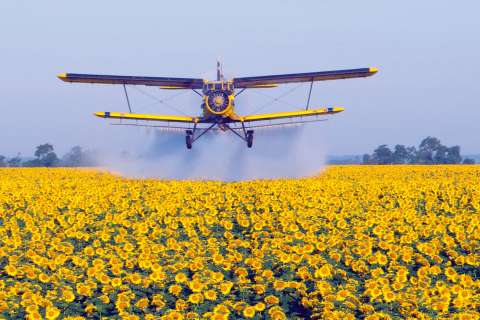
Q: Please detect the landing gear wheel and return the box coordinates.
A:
[246,130,254,148]
[185,130,193,149]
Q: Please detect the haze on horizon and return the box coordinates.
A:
[1,0,479,158]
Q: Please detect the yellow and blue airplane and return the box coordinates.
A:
[58,62,377,149]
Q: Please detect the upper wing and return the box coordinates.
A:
[234,67,377,88]
[58,73,204,89]
[94,112,199,123]
[238,107,344,122]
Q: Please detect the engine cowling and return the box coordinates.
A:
[205,90,232,115]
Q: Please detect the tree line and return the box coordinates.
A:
[0,138,476,167]
[0,144,97,167]
[363,136,476,165]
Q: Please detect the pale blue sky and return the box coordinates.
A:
[1,0,479,157]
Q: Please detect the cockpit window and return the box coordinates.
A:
[204,81,234,93]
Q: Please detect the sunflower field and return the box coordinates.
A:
[0,166,479,320]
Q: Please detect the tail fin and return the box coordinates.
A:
[216,60,223,81]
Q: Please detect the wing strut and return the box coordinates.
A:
[192,89,202,97]
[306,79,314,110]
[123,84,132,113]
[235,88,247,97]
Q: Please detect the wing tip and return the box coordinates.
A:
[57,73,68,81]
[94,112,107,118]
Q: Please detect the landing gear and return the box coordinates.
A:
[184,122,217,149]
[185,130,193,149]
[184,123,254,149]
[246,130,254,148]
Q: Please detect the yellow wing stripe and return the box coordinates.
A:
[94,112,198,123]
[158,86,189,89]
[246,84,279,88]
[240,107,344,122]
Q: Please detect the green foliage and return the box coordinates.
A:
[363,136,470,165]
[463,158,476,164]
[62,146,96,167]
[0,155,6,167]
[3,144,97,167]
[33,143,59,167]
[7,155,22,167]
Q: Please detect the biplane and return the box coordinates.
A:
[58,62,377,149]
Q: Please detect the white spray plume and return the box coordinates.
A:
[97,124,327,181]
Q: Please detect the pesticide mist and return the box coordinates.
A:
[99,124,327,181]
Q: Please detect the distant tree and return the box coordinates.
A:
[60,146,97,167]
[362,136,469,166]
[22,159,41,167]
[62,146,84,167]
[43,152,59,167]
[433,144,448,164]
[373,145,393,164]
[446,146,462,164]
[463,158,476,164]
[35,143,54,159]
[0,155,6,167]
[406,146,418,164]
[362,154,372,164]
[392,145,408,164]
[8,154,22,167]
[418,136,442,164]
[34,143,58,167]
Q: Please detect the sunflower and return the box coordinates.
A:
[265,295,280,305]
[189,280,204,293]
[212,254,224,265]
[99,295,110,304]
[166,310,184,320]
[336,289,350,301]
[38,273,50,283]
[315,264,332,279]
[212,272,224,282]
[5,265,18,277]
[152,294,166,308]
[273,280,287,291]
[111,278,122,287]
[135,297,149,309]
[254,302,266,311]
[175,272,188,283]
[204,289,217,301]
[210,314,229,320]
[383,290,396,303]
[219,282,233,295]
[62,289,75,302]
[188,293,203,304]
[27,312,42,320]
[213,304,230,315]
[243,306,256,318]
[168,284,183,296]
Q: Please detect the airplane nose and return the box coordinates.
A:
[214,96,224,105]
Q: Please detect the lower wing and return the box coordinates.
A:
[94,112,198,123]
[237,107,344,122]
